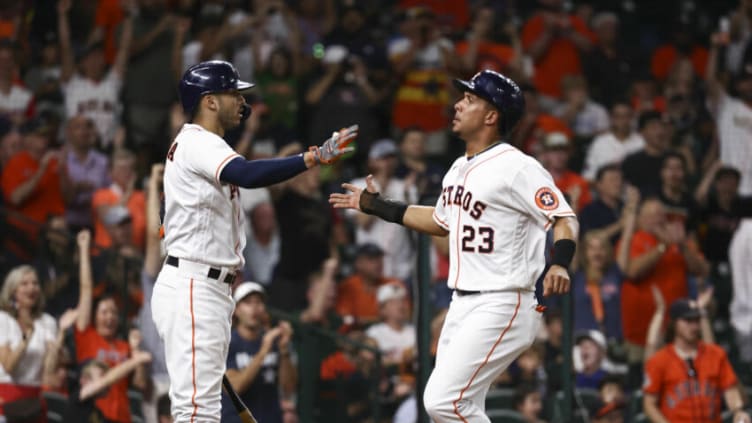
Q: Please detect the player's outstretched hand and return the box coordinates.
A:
[542,264,570,296]
[329,174,378,212]
[312,125,358,165]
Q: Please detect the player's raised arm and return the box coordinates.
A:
[219,125,358,189]
[329,174,449,236]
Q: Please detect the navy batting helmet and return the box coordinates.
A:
[453,70,525,136]
[178,60,255,116]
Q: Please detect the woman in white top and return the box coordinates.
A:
[0,265,58,421]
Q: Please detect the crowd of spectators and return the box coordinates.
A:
[0,0,751,422]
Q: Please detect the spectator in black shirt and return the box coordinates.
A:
[583,12,634,108]
[695,163,741,262]
[268,163,334,310]
[651,151,701,234]
[695,162,741,323]
[64,353,151,423]
[579,164,633,244]
[622,111,670,194]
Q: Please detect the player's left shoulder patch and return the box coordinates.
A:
[535,187,559,210]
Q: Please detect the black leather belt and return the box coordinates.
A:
[455,289,481,296]
[166,256,235,284]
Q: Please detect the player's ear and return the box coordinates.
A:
[204,94,218,112]
[485,109,499,127]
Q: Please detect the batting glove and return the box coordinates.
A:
[310,125,358,165]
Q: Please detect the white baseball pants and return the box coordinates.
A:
[424,290,542,423]
[151,260,235,423]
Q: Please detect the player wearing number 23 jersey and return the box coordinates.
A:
[433,143,575,292]
[330,70,579,423]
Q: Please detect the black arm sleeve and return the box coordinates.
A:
[219,155,308,188]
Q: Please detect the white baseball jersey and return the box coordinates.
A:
[710,91,752,196]
[0,84,32,117]
[432,142,575,292]
[62,70,122,147]
[162,123,246,269]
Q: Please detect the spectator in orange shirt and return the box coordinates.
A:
[389,7,460,155]
[398,0,469,32]
[643,298,750,423]
[90,0,126,65]
[510,84,573,154]
[1,116,65,258]
[71,229,149,423]
[650,22,709,82]
[618,198,709,365]
[91,149,145,251]
[538,131,591,212]
[521,0,595,101]
[456,6,523,81]
[336,243,405,325]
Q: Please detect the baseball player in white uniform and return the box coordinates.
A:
[330,70,579,422]
[151,60,357,422]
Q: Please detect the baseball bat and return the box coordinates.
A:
[222,375,258,423]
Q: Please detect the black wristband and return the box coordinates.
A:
[551,239,576,269]
[360,190,408,224]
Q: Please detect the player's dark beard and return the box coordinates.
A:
[218,107,240,131]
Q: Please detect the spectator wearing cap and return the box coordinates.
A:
[0,41,34,124]
[89,204,145,321]
[60,115,110,233]
[58,0,132,148]
[582,100,644,182]
[347,139,417,282]
[552,75,610,140]
[365,283,415,367]
[538,131,591,212]
[520,0,596,102]
[91,149,145,251]
[1,116,65,259]
[223,282,296,423]
[621,111,671,194]
[574,329,608,389]
[366,283,416,413]
[336,243,405,325]
[643,298,751,423]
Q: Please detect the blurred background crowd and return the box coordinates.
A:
[0,0,751,422]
